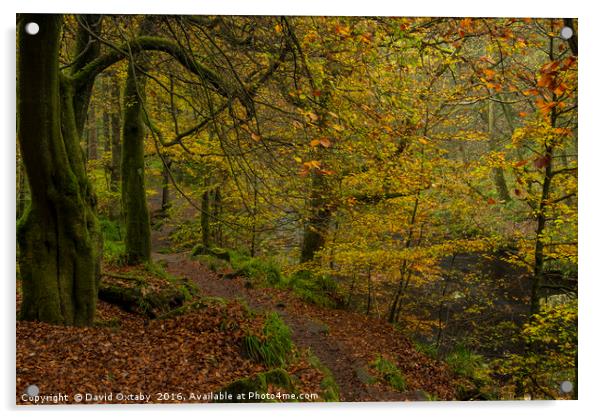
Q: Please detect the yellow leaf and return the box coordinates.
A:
[307,112,319,122]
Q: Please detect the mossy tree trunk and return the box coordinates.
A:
[71,15,103,137]
[201,185,211,249]
[121,18,162,264]
[121,60,152,264]
[161,156,172,214]
[16,153,28,220]
[87,102,98,160]
[299,89,333,264]
[300,172,331,263]
[108,72,122,219]
[17,14,102,325]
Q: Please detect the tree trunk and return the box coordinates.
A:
[488,99,511,202]
[16,153,28,220]
[213,186,223,246]
[300,172,331,263]
[121,17,158,264]
[299,89,333,264]
[161,156,172,214]
[121,60,151,264]
[87,102,98,160]
[71,15,103,137]
[109,73,122,219]
[17,14,101,325]
[102,101,111,153]
[201,186,211,249]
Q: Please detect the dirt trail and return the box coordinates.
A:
[153,248,411,402]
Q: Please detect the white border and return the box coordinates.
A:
[2,1,599,419]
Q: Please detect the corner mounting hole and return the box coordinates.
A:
[560,26,573,40]
[25,22,39,35]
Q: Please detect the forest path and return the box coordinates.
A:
[152,248,411,402]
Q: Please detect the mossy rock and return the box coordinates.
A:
[191,245,231,262]
[217,368,297,403]
[308,353,340,402]
[98,282,185,319]
[156,297,227,319]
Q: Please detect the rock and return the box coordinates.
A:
[216,368,297,403]
[192,245,231,262]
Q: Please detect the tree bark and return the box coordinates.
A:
[161,156,172,214]
[87,102,98,160]
[121,60,151,264]
[201,185,211,249]
[108,73,122,220]
[16,153,28,220]
[488,99,511,202]
[110,73,121,191]
[102,100,111,153]
[300,172,331,263]
[17,14,101,325]
[71,15,103,137]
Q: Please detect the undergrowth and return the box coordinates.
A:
[243,312,293,368]
[371,355,407,392]
[100,217,125,264]
[191,247,341,308]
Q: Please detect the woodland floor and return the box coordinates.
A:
[152,227,456,401]
[15,222,457,404]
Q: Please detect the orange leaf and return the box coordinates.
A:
[482,68,496,80]
[460,18,472,30]
[537,73,556,88]
[319,137,331,148]
[523,88,539,96]
[535,98,556,115]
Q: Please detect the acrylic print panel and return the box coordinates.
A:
[16,14,577,404]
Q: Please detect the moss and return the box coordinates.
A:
[17,15,101,326]
[192,244,230,262]
[98,278,185,318]
[121,60,151,265]
[233,257,282,286]
[218,368,297,403]
[287,271,339,308]
[308,352,340,402]
[243,312,293,368]
[193,254,231,272]
[157,297,227,319]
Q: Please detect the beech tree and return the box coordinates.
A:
[17,14,102,325]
